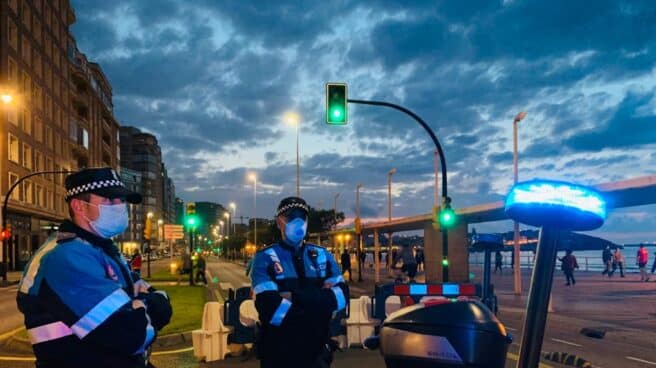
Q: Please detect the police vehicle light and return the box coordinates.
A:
[442,283,460,296]
[505,180,606,231]
[409,284,428,296]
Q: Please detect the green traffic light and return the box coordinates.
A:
[326,83,348,125]
[439,208,456,228]
[442,258,449,266]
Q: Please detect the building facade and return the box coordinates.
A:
[0,0,120,272]
[117,167,143,254]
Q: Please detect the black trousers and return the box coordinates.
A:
[564,270,575,285]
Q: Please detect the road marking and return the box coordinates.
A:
[0,326,25,341]
[151,346,194,356]
[551,338,582,347]
[627,356,656,366]
[506,352,553,368]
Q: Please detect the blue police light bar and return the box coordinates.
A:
[442,283,460,296]
[409,284,428,295]
[505,180,606,231]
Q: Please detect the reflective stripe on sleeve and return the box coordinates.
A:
[134,313,156,354]
[27,321,74,345]
[71,288,131,338]
[331,286,346,312]
[254,281,278,294]
[269,299,292,326]
[323,275,345,286]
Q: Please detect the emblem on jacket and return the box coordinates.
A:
[273,262,284,274]
[105,264,119,281]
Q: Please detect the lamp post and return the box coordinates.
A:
[249,173,257,247]
[387,168,396,271]
[333,193,340,229]
[224,212,230,238]
[512,111,528,295]
[356,183,363,282]
[284,112,301,196]
[219,220,224,237]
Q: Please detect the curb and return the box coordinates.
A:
[152,331,193,349]
[543,352,592,368]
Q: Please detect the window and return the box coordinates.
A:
[8,0,17,14]
[53,78,60,98]
[22,4,31,30]
[45,126,52,149]
[8,134,20,163]
[69,120,77,141]
[23,144,33,170]
[9,173,20,201]
[22,41,31,66]
[36,185,44,206]
[82,128,89,149]
[45,66,52,89]
[7,107,18,126]
[8,19,18,50]
[45,94,52,120]
[46,156,53,173]
[44,34,51,58]
[54,133,60,154]
[34,53,42,78]
[44,3,51,28]
[21,109,31,134]
[34,117,43,142]
[47,190,54,210]
[34,150,43,171]
[8,57,17,82]
[22,72,31,97]
[33,86,42,110]
[33,18,42,44]
[24,180,33,204]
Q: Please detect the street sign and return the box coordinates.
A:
[164,224,184,240]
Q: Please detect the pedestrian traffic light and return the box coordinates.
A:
[1,228,11,240]
[326,83,348,125]
[186,202,196,215]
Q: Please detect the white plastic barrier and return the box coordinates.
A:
[192,302,233,362]
[385,295,402,316]
[239,299,259,327]
[345,296,380,347]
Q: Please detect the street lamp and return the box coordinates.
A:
[333,193,340,229]
[219,220,224,237]
[0,93,13,105]
[224,212,230,237]
[284,111,301,196]
[249,173,257,246]
[512,111,528,296]
[387,168,396,272]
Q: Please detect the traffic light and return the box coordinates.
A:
[1,227,11,240]
[186,202,196,215]
[144,216,152,240]
[185,214,200,230]
[326,83,348,125]
[438,197,456,228]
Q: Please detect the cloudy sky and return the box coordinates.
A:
[70,0,656,244]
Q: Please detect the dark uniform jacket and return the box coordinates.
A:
[250,241,348,367]
[16,220,171,368]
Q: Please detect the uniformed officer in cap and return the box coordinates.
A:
[250,196,348,368]
[17,167,172,368]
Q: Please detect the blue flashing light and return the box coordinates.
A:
[443,283,460,296]
[505,180,607,231]
[409,284,427,295]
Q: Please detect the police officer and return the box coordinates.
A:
[251,197,348,368]
[16,168,172,368]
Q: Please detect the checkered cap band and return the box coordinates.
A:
[65,179,125,200]
[276,202,309,217]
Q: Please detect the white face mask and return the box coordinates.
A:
[84,202,129,238]
[284,218,307,246]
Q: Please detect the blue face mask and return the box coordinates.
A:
[85,202,129,238]
[284,218,307,246]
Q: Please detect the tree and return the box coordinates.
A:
[307,206,345,233]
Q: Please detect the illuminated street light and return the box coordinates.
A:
[248,173,258,246]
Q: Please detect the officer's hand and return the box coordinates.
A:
[134,280,150,296]
[132,299,146,310]
[279,292,292,300]
[323,282,334,289]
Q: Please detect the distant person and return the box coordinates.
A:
[130,250,143,275]
[182,251,192,275]
[494,251,503,274]
[637,244,650,282]
[415,250,424,271]
[341,250,351,282]
[360,251,366,270]
[559,249,579,286]
[510,249,515,269]
[195,254,207,285]
[395,244,418,282]
[651,250,656,274]
[601,246,613,277]
[611,248,625,278]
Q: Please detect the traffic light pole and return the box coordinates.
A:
[189,228,195,286]
[347,99,450,281]
[1,170,72,283]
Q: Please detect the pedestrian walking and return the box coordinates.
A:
[494,251,503,274]
[250,197,348,368]
[610,248,625,278]
[651,251,656,274]
[360,251,366,271]
[601,246,613,277]
[558,249,579,286]
[394,244,418,282]
[16,168,172,367]
[637,244,650,281]
[195,254,208,285]
[130,250,143,275]
[341,250,351,282]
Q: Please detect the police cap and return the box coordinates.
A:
[65,167,142,204]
